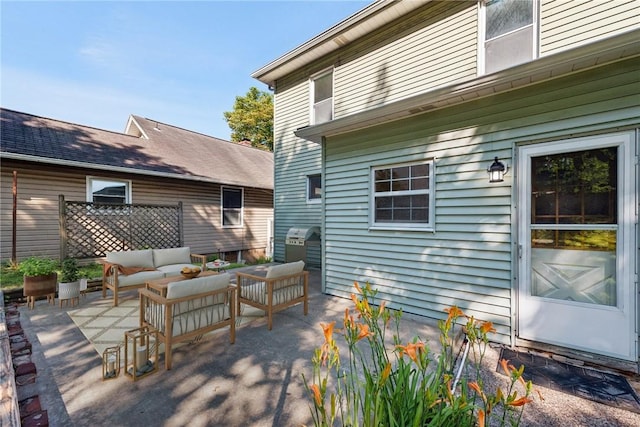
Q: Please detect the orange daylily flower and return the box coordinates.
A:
[397,341,424,363]
[444,306,464,320]
[477,409,486,427]
[356,323,373,341]
[310,384,322,406]
[508,397,533,407]
[354,281,362,294]
[378,300,386,315]
[480,321,496,334]
[321,321,335,344]
[350,293,359,305]
[468,381,482,394]
[499,358,511,376]
[381,362,391,382]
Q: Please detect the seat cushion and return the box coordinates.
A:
[117,270,164,287]
[106,249,155,269]
[265,261,305,279]
[166,273,231,299]
[153,247,191,268]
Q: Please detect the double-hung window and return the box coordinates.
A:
[371,160,435,230]
[87,177,131,204]
[482,0,538,74]
[311,69,333,124]
[307,174,322,203]
[222,187,243,227]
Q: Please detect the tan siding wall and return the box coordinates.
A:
[0,162,272,262]
[540,0,640,55]
[335,1,477,117]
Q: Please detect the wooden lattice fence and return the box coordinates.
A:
[59,195,183,259]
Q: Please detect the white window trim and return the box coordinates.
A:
[86,176,132,204]
[309,67,334,125]
[477,0,539,75]
[307,174,322,204]
[221,186,244,228]
[369,159,436,232]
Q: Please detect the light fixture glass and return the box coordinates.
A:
[488,157,508,183]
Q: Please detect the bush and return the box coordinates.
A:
[60,258,79,283]
[17,256,58,277]
[303,281,541,427]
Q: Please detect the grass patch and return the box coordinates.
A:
[1,262,103,291]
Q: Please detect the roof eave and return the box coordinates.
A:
[251,0,430,87]
[295,29,640,144]
[1,153,274,191]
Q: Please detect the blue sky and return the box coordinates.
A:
[1,0,369,140]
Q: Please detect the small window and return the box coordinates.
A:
[371,160,435,230]
[222,187,243,227]
[87,177,131,204]
[482,0,537,74]
[307,174,322,203]
[311,70,333,124]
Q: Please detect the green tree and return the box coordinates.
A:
[223,87,273,151]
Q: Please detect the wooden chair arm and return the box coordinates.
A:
[190,253,207,269]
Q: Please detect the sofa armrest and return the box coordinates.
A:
[190,253,206,269]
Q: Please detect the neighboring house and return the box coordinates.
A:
[253,0,640,371]
[0,108,274,263]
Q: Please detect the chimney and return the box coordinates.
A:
[238,138,252,147]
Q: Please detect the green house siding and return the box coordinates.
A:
[272,80,323,264]
[321,57,640,345]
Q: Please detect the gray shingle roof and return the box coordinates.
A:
[0,108,273,190]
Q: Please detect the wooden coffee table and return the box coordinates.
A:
[145,270,218,297]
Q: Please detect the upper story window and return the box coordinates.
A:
[371,160,435,230]
[307,174,322,203]
[482,0,538,74]
[222,186,243,227]
[87,177,131,204]
[311,69,333,124]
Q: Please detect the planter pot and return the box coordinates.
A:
[23,272,57,309]
[58,280,81,307]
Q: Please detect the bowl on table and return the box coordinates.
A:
[180,268,201,279]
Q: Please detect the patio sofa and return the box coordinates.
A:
[236,261,308,330]
[139,273,236,370]
[102,247,206,306]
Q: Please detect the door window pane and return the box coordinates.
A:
[531,148,617,225]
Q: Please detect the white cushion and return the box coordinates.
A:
[266,261,305,279]
[153,247,191,267]
[106,249,154,268]
[117,270,164,287]
[166,273,231,299]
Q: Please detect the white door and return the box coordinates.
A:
[517,132,637,361]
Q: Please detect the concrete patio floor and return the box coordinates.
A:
[16,265,640,426]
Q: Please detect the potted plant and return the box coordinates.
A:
[58,258,81,306]
[60,258,79,283]
[19,256,58,309]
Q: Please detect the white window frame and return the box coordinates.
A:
[309,68,334,125]
[478,0,539,75]
[221,186,244,228]
[86,176,131,204]
[369,159,436,231]
[307,174,322,204]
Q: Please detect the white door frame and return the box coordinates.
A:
[517,131,637,361]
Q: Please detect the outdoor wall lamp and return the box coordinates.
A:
[488,157,508,183]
